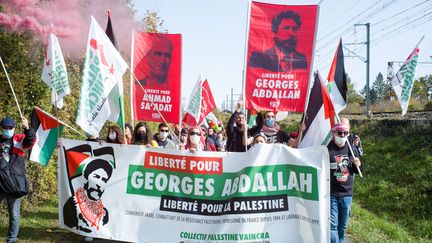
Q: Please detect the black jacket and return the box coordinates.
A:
[249,47,308,72]
[1,128,36,175]
[327,140,363,197]
[226,112,263,152]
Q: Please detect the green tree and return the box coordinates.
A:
[371,72,390,102]
[411,75,432,100]
[143,10,167,33]
[360,84,378,105]
[346,74,363,104]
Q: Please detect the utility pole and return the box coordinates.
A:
[354,23,370,118]
[231,88,234,112]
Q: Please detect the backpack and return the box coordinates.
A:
[0,156,29,198]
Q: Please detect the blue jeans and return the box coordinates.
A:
[330,195,352,243]
[0,193,21,243]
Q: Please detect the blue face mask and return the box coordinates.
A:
[2,129,14,139]
[265,118,275,127]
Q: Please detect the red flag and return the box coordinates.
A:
[132,32,182,123]
[182,79,216,127]
[245,2,318,112]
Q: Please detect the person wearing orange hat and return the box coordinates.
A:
[328,121,362,243]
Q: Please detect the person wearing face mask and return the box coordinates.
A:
[133,122,158,147]
[124,123,134,145]
[226,102,263,152]
[105,125,125,144]
[154,123,176,149]
[261,111,290,144]
[0,117,35,243]
[185,127,213,152]
[178,128,189,150]
[327,122,362,243]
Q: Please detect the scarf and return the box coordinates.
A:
[262,123,280,137]
[75,187,105,230]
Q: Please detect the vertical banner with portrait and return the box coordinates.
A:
[245,2,318,112]
[132,32,182,123]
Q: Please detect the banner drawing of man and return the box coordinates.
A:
[136,35,173,88]
[132,32,182,123]
[245,3,317,112]
[249,10,307,72]
[62,145,115,233]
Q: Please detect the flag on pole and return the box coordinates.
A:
[41,33,70,109]
[247,110,257,128]
[182,78,216,127]
[299,72,336,148]
[29,107,64,166]
[326,38,347,114]
[104,9,125,133]
[391,38,422,116]
[105,9,117,48]
[76,16,128,137]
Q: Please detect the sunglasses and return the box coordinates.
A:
[160,129,169,132]
[190,132,201,136]
[335,131,349,137]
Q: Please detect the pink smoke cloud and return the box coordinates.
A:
[0,0,144,59]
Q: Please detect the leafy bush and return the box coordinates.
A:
[424,100,432,110]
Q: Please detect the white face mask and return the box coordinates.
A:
[190,135,201,145]
[334,136,347,146]
[108,132,117,141]
[158,131,168,140]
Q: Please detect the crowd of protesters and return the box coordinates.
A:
[86,101,331,153]
[0,102,365,243]
[83,102,364,243]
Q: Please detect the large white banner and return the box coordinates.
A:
[58,139,330,243]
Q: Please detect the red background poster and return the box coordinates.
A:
[246,2,318,112]
[132,32,182,123]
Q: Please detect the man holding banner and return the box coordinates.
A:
[249,10,307,72]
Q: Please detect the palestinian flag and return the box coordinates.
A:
[64,145,115,180]
[248,110,257,128]
[64,144,92,180]
[326,38,347,114]
[105,9,125,134]
[29,107,64,165]
[105,9,117,48]
[299,72,336,148]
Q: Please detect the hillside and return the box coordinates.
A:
[348,120,432,242]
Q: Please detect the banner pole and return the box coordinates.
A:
[130,30,136,128]
[35,106,84,137]
[127,67,179,143]
[299,5,321,146]
[0,56,24,118]
[334,115,363,178]
[241,0,252,151]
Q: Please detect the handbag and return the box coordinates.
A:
[0,156,29,198]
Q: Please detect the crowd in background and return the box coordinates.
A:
[89,102,338,153]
